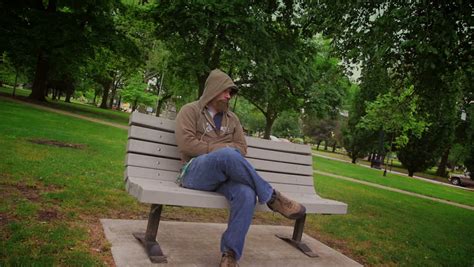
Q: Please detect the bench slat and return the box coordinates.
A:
[129,114,311,155]
[126,166,314,186]
[129,112,176,132]
[126,152,313,176]
[127,139,181,159]
[126,177,347,214]
[247,158,313,176]
[127,174,314,194]
[129,126,312,165]
[129,126,176,145]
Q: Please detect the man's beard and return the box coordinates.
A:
[214,100,229,112]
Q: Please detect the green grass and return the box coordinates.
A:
[1,97,474,266]
[0,86,130,125]
[0,85,31,97]
[312,148,447,182]
[0,98,136,265]
[314,156,474,207]
[313,174,474,266]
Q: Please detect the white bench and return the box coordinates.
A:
[125,112,348,263]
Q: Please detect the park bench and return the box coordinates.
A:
[124,112,348,263]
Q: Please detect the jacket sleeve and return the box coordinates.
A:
[232,117,247,155]
[175,105,209,157]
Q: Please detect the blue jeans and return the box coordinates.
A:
[181,147,274,260]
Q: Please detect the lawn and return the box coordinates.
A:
[313,174,474,266]
[314,156,474,207]
[1,97,473,266]
[312,148,445,182]
[0,86,130,125]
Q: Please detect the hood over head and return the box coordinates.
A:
[198,69,238,109]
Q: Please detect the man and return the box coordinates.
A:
[175,69,306,266]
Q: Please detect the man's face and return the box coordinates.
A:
[209,88,233,112]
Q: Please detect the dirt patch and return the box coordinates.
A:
[29,138,86,149]
[15,183,41,202]
[306,228,367,266]
[0,212,10,227]
[78,215,116,267]
[37,208,60,222]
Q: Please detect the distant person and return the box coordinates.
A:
[175,69,306,266]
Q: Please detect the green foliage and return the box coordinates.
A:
[151,2,350,138]
[120,72,157,111]
[272,111,302,139]
[313,1,472,175]
[233,97,265,136]
[0,53,27,86]
[358,86,427,149]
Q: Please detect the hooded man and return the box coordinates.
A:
[175,69,306,267]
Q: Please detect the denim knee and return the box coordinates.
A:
[214,147,242,160]
[231,184,256,207]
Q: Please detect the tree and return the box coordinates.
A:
[151,1,266,96]
[151,2,349,138]
[272,111,302,139]
[313,1,472,174]
[237,36,349,139]
[121,72,157,112]
[1,1,139,102]
[358,86,428,175]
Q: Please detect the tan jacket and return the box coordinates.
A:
[175,69,247,162]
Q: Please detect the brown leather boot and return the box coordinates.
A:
[267,190,306,219]
[220,251,238,267]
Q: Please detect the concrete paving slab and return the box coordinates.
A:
[101,219,361,267]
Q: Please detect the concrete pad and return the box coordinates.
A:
[101,219,361,267]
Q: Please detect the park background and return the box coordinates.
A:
[1,1,473,266]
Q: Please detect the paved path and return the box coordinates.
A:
[101,219,362,267]
[0,96,128,130]
[313,152,474,192]
[315,170,474,211]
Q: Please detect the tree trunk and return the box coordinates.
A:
[132,99,138,112]
[29,51,48,101]
[155,94,172,117]
[52,88,57,100]
[332,141,337,152]
[117,95,122,110]
[324,140,328,150]
[408,169,415,177]
[108,84,117,108]
[316,140,322,150]
[436,146,450,177]
[368,153,373,162]
[351,157,357,164]
[99,80,112,109]
[263,116,276,140]
[197,72,208,98]
[65,87,73,103]
[12,67,18,97]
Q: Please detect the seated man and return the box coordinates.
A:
[175,69,306,267]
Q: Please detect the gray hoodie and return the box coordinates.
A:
[175,69,247,162]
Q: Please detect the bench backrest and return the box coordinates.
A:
[125,112,316,196]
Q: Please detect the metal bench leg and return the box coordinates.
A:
[276,214,318,257]
[133,204,167,263]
